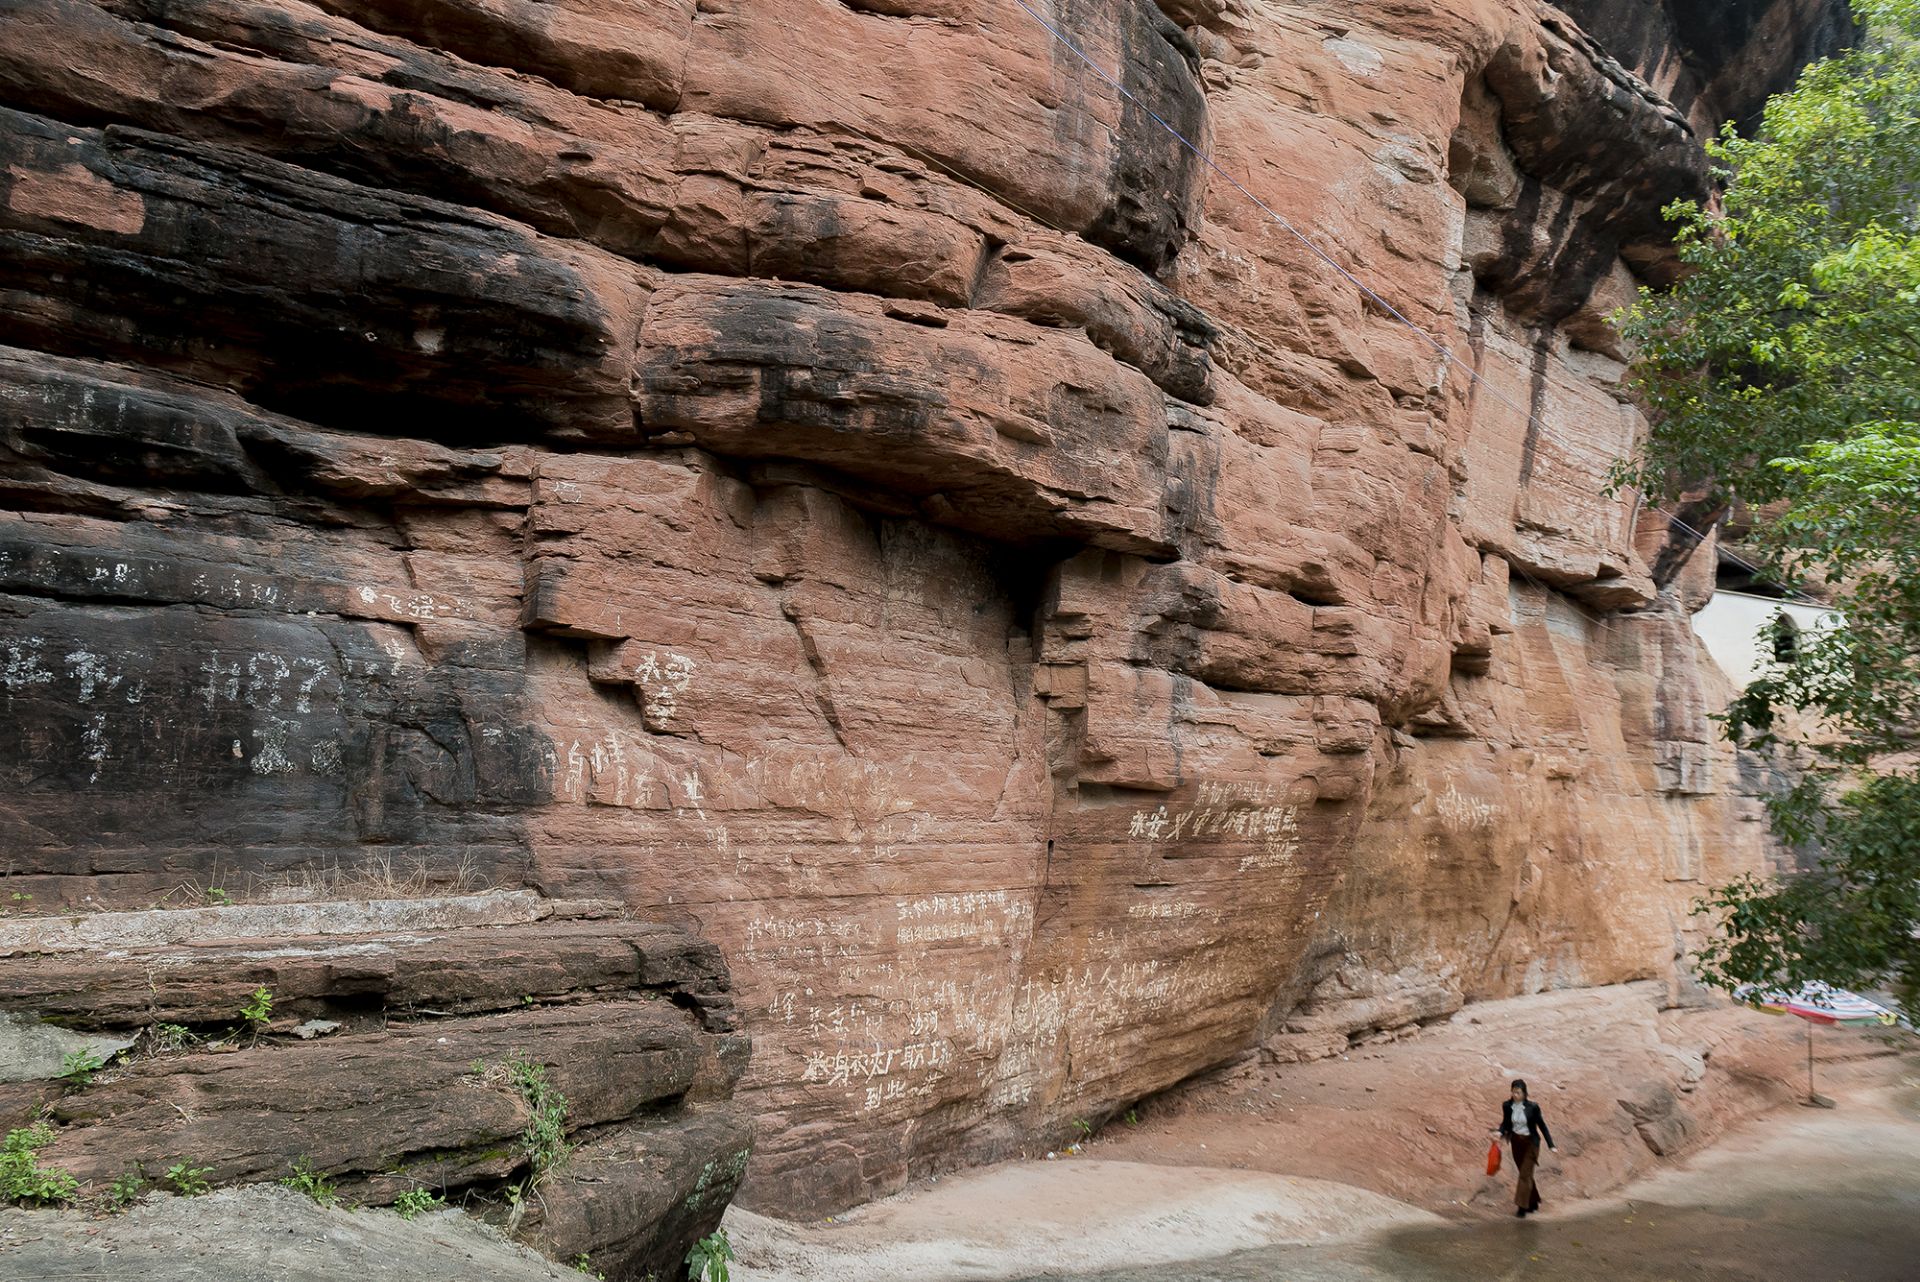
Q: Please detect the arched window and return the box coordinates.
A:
[1772,613,1801,664]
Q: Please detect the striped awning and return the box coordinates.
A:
[1739,981,1904,1027]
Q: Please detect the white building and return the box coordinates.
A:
[1691,589,1843,690]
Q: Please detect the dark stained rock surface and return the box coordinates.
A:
[1558,0,1857,133]
[0,0,1851,1232]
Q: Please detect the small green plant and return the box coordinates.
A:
[571,1253,606,1278]
[392,1187,445,1220]
[107,1167,147,1211]
[164,1161,212,1196]
[153,1024,196,1053]
[240,986,273,1030]
[1072,1118,1093,1140]
[205,887,233,906]
[280,1156,338,1207]
[505,1052,569,1182]
[686,1229,734,1282]
[1125,1109,1140,1126]
[1,1124,78,1205]
[59,1045,108,1086]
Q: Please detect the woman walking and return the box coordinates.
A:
[1491,1078,1556,1216]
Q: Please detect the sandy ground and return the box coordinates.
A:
[732,985,1916,1282]
[727,1162,1444,1281]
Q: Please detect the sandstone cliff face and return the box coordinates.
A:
[0,0,1845,1220]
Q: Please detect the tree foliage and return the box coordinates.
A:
[1692,775,1920,1016]
[1619,0,1920,1019]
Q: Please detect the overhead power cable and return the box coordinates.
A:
[1657,509,1828,607]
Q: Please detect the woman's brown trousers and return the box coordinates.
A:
[1511,1133,1541,1211]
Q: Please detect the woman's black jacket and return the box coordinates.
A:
[1496,1100,1554,1148]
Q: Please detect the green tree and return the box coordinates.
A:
[1618,0,1920,1019]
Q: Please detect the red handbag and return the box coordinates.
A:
[1486,1139,1502,1176]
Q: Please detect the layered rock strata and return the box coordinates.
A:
[0,0,1848,1221]
[0,893,752,1278]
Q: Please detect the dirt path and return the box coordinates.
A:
[730,986,1915,1281]
[727,1162,1445,1281]
[734,1073,1920,1282]
[1017,1077,1920,1282]
[1088,982,1895,1213]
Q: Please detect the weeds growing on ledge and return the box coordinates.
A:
[506,1052,571,1182]
[393,1187,445,1220]
[240,987,273,1032]
[1,1124,78,1206]
[58,1046,107,1087]
[150,1023,197,1054]
[469,1051,573,1200]
[165,1161,212,1196]
[106,1167,147,1211]
[281,1157,339,1208]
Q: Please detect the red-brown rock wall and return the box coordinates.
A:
[0,0,1847,1216]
